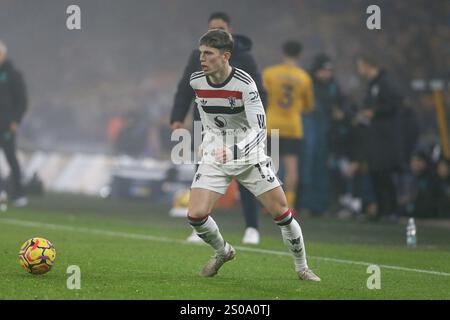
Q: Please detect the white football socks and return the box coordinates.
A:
[275,209,308,271]
[188,215,230,256]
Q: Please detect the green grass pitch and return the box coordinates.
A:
[0,194,449,300]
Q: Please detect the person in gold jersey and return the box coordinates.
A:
[263,41,314,209]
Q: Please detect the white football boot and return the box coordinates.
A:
[200,245,236,277]
[242,227,260,245]
[297,268,321,282]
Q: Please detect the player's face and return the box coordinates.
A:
[199,45,228,75]
[208,19,231,33]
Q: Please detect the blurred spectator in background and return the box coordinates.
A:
[298,54,342,216]
[113,109,150,157]
[393,98,420,218]
[170,12,267,245]
[327,99,377,220]
[435,157,450,218]
[356,54,403,221]
[107,113,126,150]
[404,151,438,218]
[264,41,313,211]
[0,40,28,207]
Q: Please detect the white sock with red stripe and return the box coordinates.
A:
[188,215,230,256]
[274,208,308,271]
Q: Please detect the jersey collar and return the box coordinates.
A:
[206,67,235,88]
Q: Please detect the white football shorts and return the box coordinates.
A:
[191,159,282,197]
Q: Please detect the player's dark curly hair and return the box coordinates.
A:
[199,29,234,53]
[208,12,231,25]
[283,41,303,58]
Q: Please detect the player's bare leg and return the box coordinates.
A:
[258,186,320,281]
[188,188,235,277]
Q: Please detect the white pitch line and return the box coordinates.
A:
[1,217,450,277]
[232,246,450,277]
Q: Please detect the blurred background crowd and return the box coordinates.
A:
[0,0,449,220]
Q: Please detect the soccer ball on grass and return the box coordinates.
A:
[18,237,56,275]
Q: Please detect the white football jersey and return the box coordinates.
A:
[190,67,268,165]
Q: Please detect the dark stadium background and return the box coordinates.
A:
[0,0,450,302]
[0,0,448,154]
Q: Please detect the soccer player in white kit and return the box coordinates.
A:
[187,29,320,281]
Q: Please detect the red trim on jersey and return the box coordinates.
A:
[275,209,292,221]
[195,89,243,99]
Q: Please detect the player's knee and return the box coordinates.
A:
[186,207,209,220]
[277,194,289,213]
[267,200,289,217]
[187,214,209,225]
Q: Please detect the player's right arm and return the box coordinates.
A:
[170,50,200,130]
